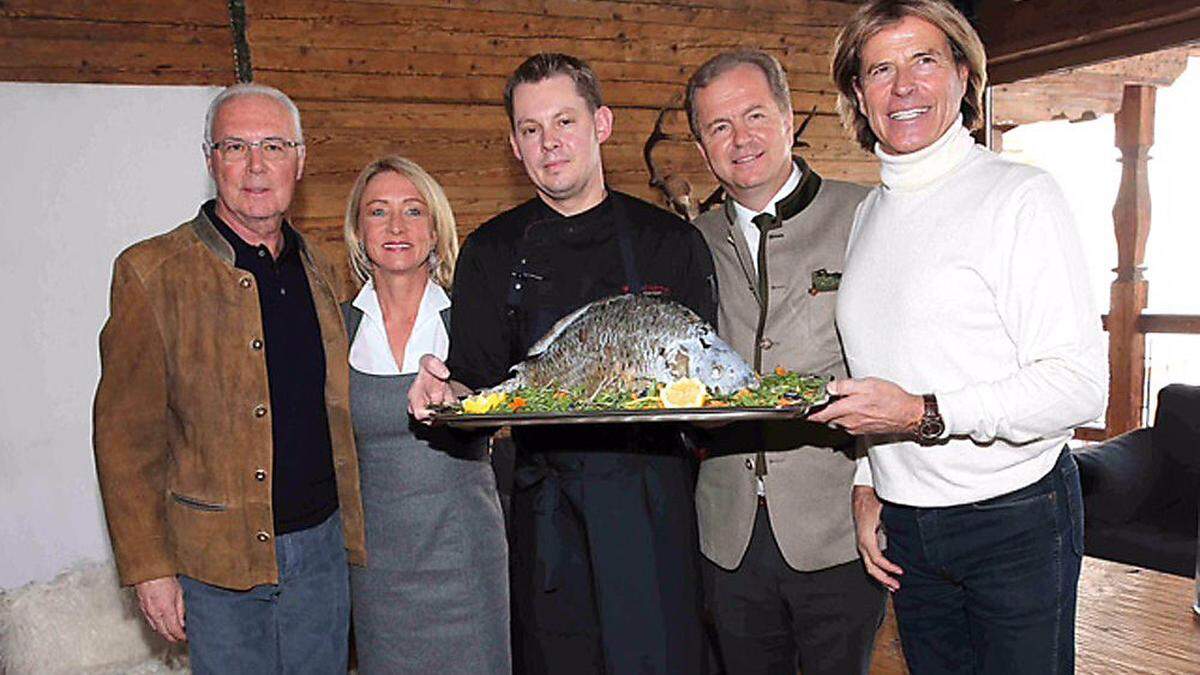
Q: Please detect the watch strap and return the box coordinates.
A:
[917,393,945,442]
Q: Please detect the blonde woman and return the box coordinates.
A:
[342,156,509,674]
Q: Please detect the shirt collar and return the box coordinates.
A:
[350,277,451,376]
[732,163,802,229]
[532,189,614,228]
[351,277,386,328]
[352,276,450,324]
[417,276,452,320]
[203,199,298,262]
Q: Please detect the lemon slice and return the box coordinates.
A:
[462,391,507,414]
[660,377,708,409]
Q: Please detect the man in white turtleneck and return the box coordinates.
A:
[812,2,1107,674]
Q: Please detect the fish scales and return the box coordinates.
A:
[520,296,688,392]
[492,294,757,396]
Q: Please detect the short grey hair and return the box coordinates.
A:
[204,83,304,145]
[685,50,793,140]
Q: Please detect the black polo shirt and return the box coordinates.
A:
[204,200,338,534]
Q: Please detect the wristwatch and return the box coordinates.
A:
[916,393,945,442]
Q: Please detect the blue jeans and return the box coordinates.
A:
[180,511,350,675]
[881,448,1083,674]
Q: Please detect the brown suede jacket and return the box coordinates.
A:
[93,206,366,590]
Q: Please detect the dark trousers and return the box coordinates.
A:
[704,503,886,675]
[511,450,707,675]
[881,448,1084,675]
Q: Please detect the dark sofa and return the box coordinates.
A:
[1071,383,1200,577]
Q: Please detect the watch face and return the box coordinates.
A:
[920,417,946,440]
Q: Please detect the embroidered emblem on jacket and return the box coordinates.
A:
[809,268,841,295]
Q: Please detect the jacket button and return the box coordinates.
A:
[239,277,253,288]
[250,338,263,351]
[744,458,754,471]
[256,531,270,542]
[759,337,774,350]
[254,469,267,481]
[253,404,267,417]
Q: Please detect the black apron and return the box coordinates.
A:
[505,197,706,675]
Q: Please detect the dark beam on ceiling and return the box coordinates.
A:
[977,0,1200,84]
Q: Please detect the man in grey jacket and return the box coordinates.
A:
[685,50,885,674]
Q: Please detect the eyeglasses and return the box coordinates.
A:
[207,137,303,162]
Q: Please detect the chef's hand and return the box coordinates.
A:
[135,576,186,643]
[808,377,923,436]
[852,485,903,591]
[409,354,457,424]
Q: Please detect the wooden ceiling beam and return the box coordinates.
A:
[989,47,1192,126]
[977,0,1200,84]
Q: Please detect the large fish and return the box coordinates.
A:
[489,294,758,396]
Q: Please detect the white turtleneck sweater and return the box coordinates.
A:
[839,119,1107,507]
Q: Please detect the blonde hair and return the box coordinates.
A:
[343,156,459,289]
[831,0,987,152]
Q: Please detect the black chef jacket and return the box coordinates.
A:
[446,191,717,675]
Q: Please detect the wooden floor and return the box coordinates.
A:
[869,598,908,675]
[866,557,1200,674]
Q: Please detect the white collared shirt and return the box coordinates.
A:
[349,277,450,376]
[731,165,802,273]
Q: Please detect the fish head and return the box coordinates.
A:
[685,325,759,395]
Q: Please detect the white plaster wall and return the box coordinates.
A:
[0,83,219,590]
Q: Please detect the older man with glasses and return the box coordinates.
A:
[93,83,366,673]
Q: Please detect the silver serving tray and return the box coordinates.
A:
[429,394,829,429]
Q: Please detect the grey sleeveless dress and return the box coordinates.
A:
[344,305,510,674]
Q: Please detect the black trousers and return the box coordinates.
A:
[510,448,708,675]
[704,503,886,675]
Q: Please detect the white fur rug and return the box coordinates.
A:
[0,561,187,675]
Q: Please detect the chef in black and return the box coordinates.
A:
[410,53,716,674]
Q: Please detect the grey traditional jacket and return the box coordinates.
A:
[693,171,868,571]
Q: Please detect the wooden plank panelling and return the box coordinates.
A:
[0,0,875,256]
[244,0,873,242]
[0,1,235,85]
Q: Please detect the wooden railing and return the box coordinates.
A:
[1091,311,1200,441]
[1136,314,1200,334]
[1102,313,1200,333]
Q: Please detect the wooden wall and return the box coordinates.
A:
[7,0,1200,257]
[245,0,875,253]
[1,0,874,261]
[0,1,235,85]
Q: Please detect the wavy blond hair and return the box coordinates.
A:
[343,156,459,289]
[832,0,987,152]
